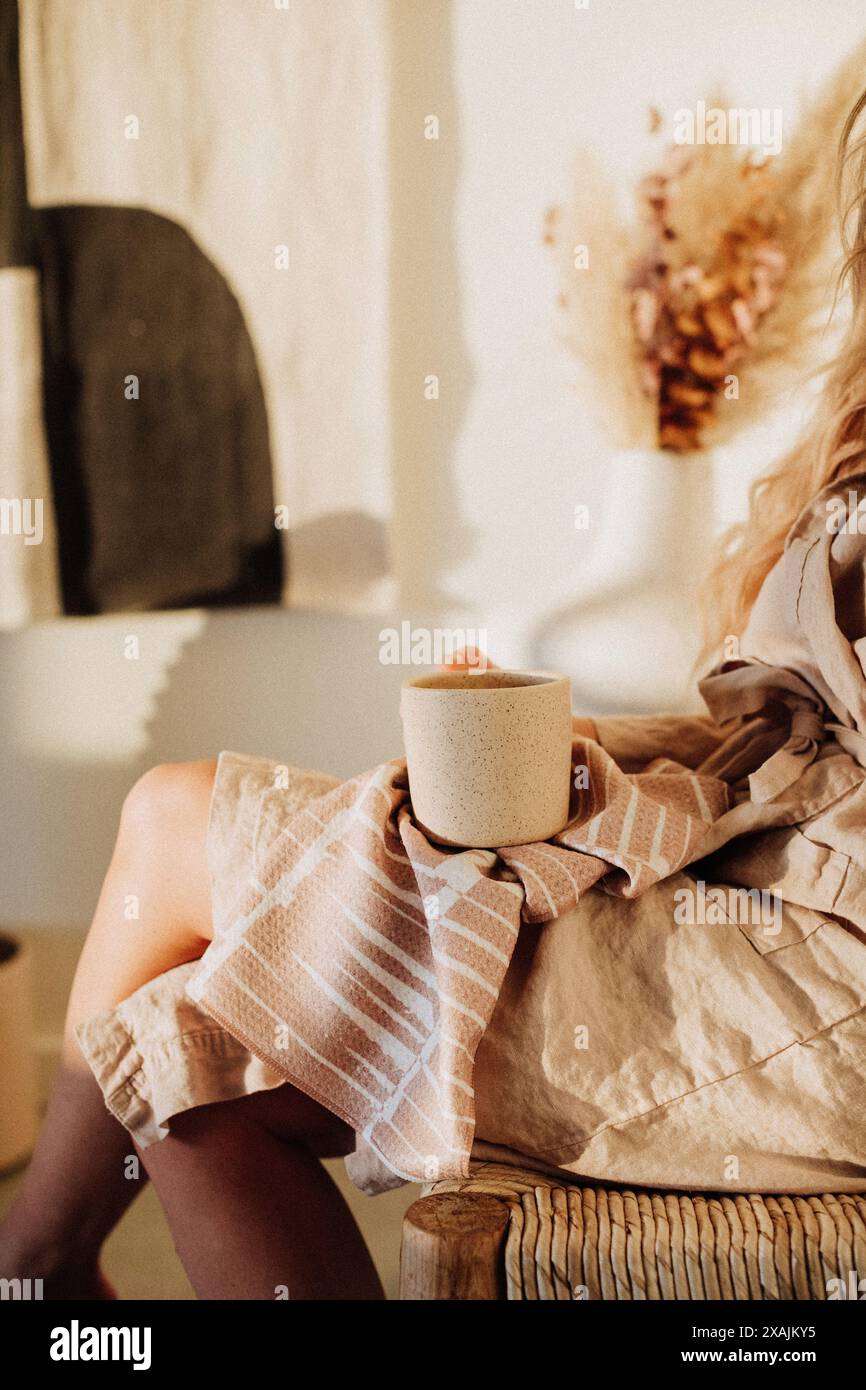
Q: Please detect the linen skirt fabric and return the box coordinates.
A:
[77,748,866,1196]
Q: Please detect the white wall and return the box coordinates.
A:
[4,0,866,928]
[0,609,412,923]
[391,0,863,701]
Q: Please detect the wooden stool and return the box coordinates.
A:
[399,1162,866,1300]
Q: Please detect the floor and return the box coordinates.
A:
[0,926,418,1299]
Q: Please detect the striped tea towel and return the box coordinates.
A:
[187,738,731,1185]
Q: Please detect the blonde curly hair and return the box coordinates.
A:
[699,86,866,668]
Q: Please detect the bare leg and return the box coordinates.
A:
[139,1087,384,1300]
[0,761,217,1296]
[1,758,383,1302]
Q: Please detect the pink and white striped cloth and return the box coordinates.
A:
[187,738,731,1184]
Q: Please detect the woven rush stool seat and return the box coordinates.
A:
[399,1161,866,1300]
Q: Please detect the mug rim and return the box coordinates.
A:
[402,668,570,693]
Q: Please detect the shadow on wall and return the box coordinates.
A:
[288,510,391,610]
[388,0,477,610]
[0,609,409,926]
[141,608,407,776]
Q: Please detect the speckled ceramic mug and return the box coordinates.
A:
[400,669,573,848]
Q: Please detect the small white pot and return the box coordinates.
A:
[0,933,38,1172]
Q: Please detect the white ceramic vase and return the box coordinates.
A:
[533,449,715,712]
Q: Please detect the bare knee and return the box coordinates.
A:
[120,760,217,849]
[114,760,217,938]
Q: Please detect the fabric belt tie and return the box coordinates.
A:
[748,708,825,803]
[749,709,866,803]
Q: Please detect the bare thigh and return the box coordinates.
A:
[165,1085,356,1160]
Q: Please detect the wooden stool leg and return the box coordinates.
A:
[400,1192,510,1300]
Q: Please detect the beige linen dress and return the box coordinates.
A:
[78,472,866,1195]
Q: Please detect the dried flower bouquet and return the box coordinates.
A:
[547,43,866,454]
